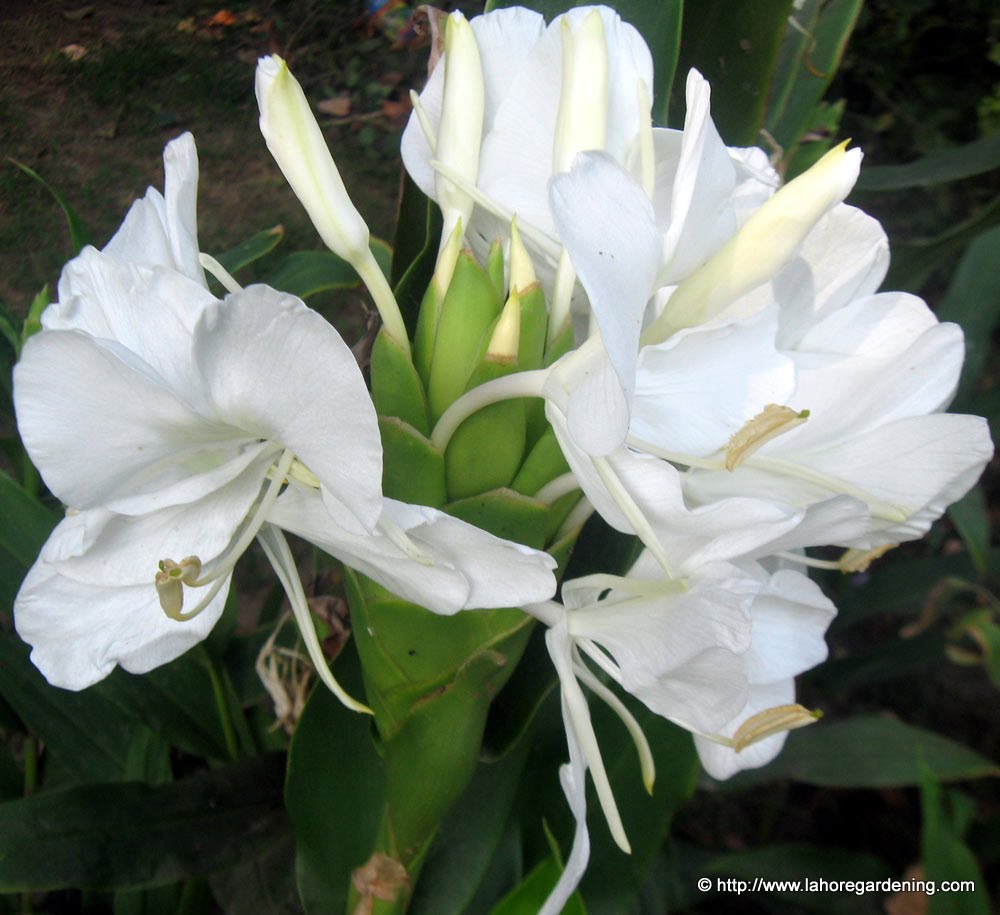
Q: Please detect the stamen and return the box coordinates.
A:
[838,543,897,573]
[552,495,594,544]
[257,523,372,714]
[593,456,674,578]
[376,514,435,565]
[728,703,821,752]
[549,632,631,854]
[199,253,244,294]
[574,659,655,794]
[157,449,296,621]
[535,472,581,504]
[409,89,438,152]
[725,404,809,470]
[430,369,549,450]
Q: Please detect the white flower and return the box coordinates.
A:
[530,551,835,913]
[13,135,557,696]
[14,278,382,692]
[401,5,652,279]
[679,283,995,549]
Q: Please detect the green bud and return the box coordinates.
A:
[426,250,502,423]
[517,282,548,373]
[379,416,447,507]
[371,329,430,435]
[413,221,463,386]
[486,236,505,302]
[511,425,570,497]
[444,349,526,501]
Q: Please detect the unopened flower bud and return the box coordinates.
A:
[553,9,609,173]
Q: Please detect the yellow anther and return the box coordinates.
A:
[725,404,810,471]
[729,703,821,753]
[155,556,203,616]
[838,543,898,573]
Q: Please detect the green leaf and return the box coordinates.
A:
[285,646,386,915]
[214,225,285,275]
[0,469,57,590]
[579,715,699,915]
[726,716,1000,789]
[764,0,863,156]
[490,859,586,915]
[21,284,50,347]
[94,647,242,763]
[408,731,532,915]
[705,844,893,914]
[0,632,138,783]
[483,0,683,126]
[673,0,793,143]
[920,773,991,915]
[265,240,390,301]
[392,175,442,338]
[936,224,1000,406]
[207,828,300,915]
[855,132,1000,192]
[884,193,1000,295]
[947,487,991,576]
[9,159,91,255]
[0,754,287,891]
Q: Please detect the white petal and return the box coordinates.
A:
[694,679,794,780]
[773,204,889,348]
[569,570,756,695]
[657,70,740,282]
[192,285,383,534]
[52,463,269,587]
[99,134,206,287]
[797,412,993,544]
[551,152,661,424]
[47,252,216,398]
[268,487,556,614]
[744,568,835,683]
[14,329,237,510]
[632,307,795,457]
[638,646,749,735]
[400,8,546,201]
[15,538,228,690]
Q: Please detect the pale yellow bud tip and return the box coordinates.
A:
[488,289,521,362]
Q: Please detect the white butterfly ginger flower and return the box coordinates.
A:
[528,551,835,914]
[13,135,556,699]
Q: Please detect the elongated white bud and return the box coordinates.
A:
[256,55,372,267]
[436,12,485,250]
[256,55,411,353]
[553,9,609,173]
[643,142,862,342]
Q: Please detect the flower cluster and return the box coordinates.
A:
[10,4,993,914]
[402,5,993,910]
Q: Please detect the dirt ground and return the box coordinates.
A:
[0,0,425,316]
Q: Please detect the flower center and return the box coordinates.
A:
[155,448,296,621]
